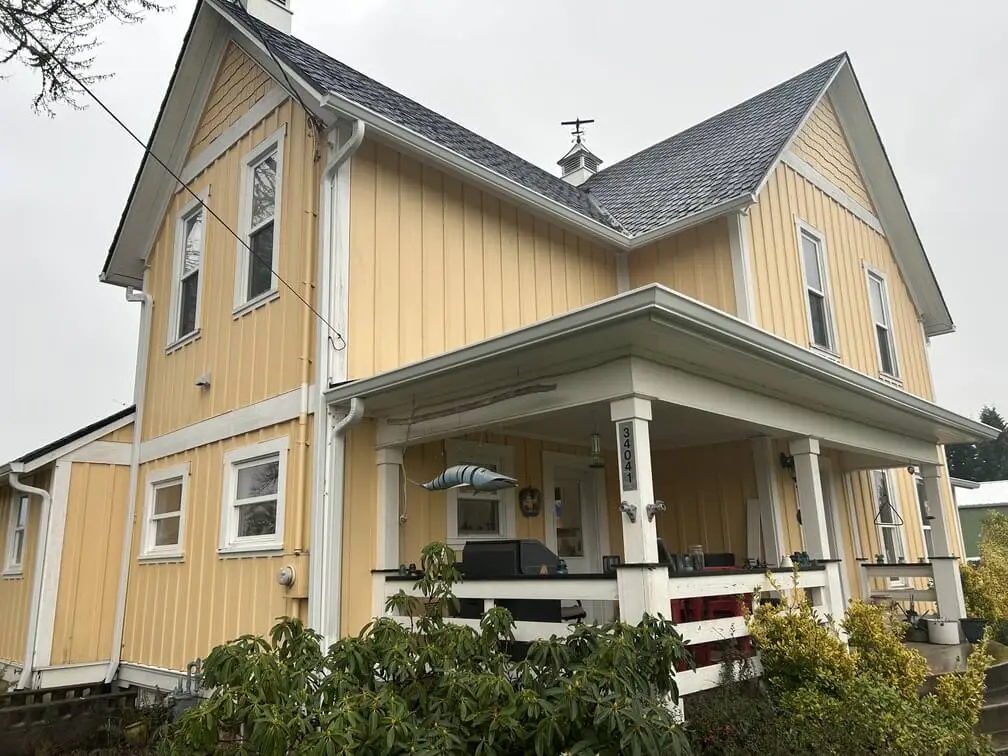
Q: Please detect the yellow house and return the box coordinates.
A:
[10,0,984,695]
[0,407,134,689]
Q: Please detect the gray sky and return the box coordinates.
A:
[1,0,1005,461]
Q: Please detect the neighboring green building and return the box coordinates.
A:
[954,478,1007,560]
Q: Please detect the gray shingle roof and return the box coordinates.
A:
[583,55,846,237]
[222,1,843,240]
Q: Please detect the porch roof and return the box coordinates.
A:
[325,285,995,450]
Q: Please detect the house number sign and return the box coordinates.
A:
[617,421,637,491]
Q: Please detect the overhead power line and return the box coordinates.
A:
[8,13,346,352]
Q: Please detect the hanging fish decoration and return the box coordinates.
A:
[420,464,517,492]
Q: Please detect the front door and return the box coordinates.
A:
[543,453,611,623]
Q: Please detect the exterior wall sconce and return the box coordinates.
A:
[589,433,604,468]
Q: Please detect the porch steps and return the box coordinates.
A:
[981,662,1008,754]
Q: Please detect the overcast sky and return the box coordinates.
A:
[1,0,1005,461]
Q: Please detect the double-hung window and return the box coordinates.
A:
[797,224,836,353]
[867,270,899,378]
[4,494,28,575]
[872,470,906,575]
[140,464,189,561]
[219,437,288,554]
[445,441,515,549]
[236,127,285,311]
[169,196,206,347]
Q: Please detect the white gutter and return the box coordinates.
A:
[105,284,152,683]
[308,117,365,641]
[10,467,51,690]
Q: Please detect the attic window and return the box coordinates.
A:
[235,126,285,313]
[796,224,836,353]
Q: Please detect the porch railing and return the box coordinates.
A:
[858,561,937,603]
[373,562,844,698]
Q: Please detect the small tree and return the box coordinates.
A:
[160,542,692,755]
[1,0,171,114]
[947,405,1008,482]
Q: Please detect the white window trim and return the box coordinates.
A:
[3,493,28,577]
[864,264,901,381]
[139,463,190,562]
[167,190,209,352]
[234,125,286,315]
[219,436,289,556]
[444,440,516,549]
[795,219,840,357]
[871,469,906,586]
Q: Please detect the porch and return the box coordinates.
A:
[322,285,996,692]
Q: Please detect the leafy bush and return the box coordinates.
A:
[159,542,692,755]
[843,600,928,698]
[746,572,854,696]
[963,512,1008,623]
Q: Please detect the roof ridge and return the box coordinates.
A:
[587,52,847,181]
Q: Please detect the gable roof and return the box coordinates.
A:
[101,0,954,335]
[582,55,844,237]
[0,405,136,477]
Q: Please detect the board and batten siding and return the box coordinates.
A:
[0,470,50,666]
[346,140,618,378]
[748,162,933,400]
[120,419,311,672]
[627,218,737,315]
[141,46,319,442]
[49,461,130,666]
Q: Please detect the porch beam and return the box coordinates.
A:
[629,358,941,464]
[374,359,634,448]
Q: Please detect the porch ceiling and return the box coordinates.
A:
[326,285,996,454]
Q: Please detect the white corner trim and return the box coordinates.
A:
[615,252,630,293]
[18,414,135,475]
[67,441,132,466]
[138,386,312,463]
[33,459,71,669]
[139,462,191,561]
[782,150,884,235]
[179,87,289,186]
[218,435,290,555]
[727,212,755,323]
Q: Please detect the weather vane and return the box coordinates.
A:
[561,117,594,144]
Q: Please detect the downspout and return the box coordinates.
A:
[105,284,152,683]
[308,116,364,639]
[10,468,51,690]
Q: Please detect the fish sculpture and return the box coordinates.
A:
[420,465,517,492]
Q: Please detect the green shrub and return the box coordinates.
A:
[963,512,1008,622]
[843,600,928,698]
[158,542,692,756]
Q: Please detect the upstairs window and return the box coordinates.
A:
[236,127,285,311]
[4,494,28,576]
[797,224,835,352]
[169,198,205,347]
[867,270,899,378]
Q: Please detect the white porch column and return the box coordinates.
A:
[921,463,966,620]
[375,448,403,570]
[788,438,830,560]
[751,437,785,564]
[611,397,668,623]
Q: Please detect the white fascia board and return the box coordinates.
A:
[324,284,997,443]
[14,414,136,475]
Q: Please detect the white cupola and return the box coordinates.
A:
[557,118,602,186]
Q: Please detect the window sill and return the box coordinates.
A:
[165,330,201,355]
[808,344,841,363]
[2,567,23,579]
[138,551,184,564]
[878,373,903,389]
[218,542,284,558]
[233,289,279,320]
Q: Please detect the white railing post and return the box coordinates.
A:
[610,397,669,623]
[921,464,966,620]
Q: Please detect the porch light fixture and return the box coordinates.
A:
[589,433,604,468]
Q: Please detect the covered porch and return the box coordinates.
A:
[325,285,996,694]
